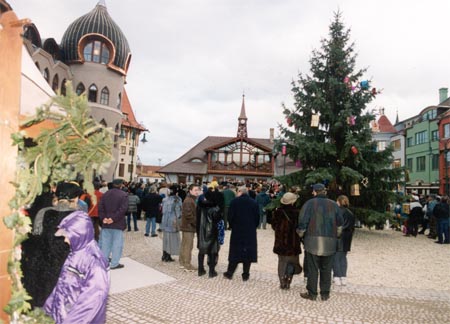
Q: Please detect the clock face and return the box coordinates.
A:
[240,119,246,124]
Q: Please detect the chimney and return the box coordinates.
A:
[269,128,274,143]
[439,87,448,104]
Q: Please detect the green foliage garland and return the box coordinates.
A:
[3,83,113,323]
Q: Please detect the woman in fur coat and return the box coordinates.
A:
[271,192,302,289]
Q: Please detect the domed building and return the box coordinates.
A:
[22,0,146,181]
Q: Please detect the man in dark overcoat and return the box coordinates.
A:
[224,186,259,281]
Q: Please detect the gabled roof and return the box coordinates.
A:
[377,115,397,133]
[204,136,273,152]
[159,136,276,174]
[121,89,147,131]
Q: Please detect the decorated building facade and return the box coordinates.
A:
[21,0,146,181]
[158,96,298,184]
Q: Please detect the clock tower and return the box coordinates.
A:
[237,94,248,138]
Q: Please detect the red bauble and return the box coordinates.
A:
[351,146,358,155]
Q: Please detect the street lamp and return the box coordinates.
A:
[281,142,287,176]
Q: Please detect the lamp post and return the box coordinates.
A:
[130,130,136,182]
[281,142,287,176]
[445,138,450,196]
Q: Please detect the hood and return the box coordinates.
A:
[57,210,94,251]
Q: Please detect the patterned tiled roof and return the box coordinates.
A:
[60,2,130,71]
[121,89,147,131]
[377,115,397,133]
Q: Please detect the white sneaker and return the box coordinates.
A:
[333,277,341,286]
[341,277,347,286]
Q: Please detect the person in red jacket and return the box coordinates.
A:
[88,182,103,241]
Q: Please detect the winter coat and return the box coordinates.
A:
[197,198,222,254]
[256,191,271,216]
[44,211,109,324]
[98,188,128,230]
[228,194,259,263]
[141,192,163,218]
[337,207,355,252]
[409,201,423,222]
[298,194,343,256]
[21,205,74,307]
[161,195,182,232]
[88,190,103,218]
[127,193,140,213]
[433,201,450,219]
[271,205,302,256]
[180,194,197,232]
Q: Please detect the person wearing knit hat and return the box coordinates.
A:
[271,192,302,289]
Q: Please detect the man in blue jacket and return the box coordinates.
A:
[99,178,128,269]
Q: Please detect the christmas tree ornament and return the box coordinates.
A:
[361,177,369,187]
[295,160,302,168]
[347,116,356,125]
[344,76,350,84]
[351,183,360,196]
[287,117,292,126]
[371,88,377,96]
[311,114,319,127]
[351,145,358,155]
[360,80,369,90]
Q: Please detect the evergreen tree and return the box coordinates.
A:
[280,12,403,216]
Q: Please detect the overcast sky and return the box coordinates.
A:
[12,0,450,166]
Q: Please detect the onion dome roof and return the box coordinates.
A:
[60,2,130,73]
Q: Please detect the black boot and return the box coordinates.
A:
[162,251,168,262]
[166,253,174,262]
[208,254,218,278]
[198,253,206,276]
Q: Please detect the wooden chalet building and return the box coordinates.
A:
[158,96,297,184]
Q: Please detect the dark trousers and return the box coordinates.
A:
[407,219,419,236]
[198,253,218,272]
[419,217,429,234]
[226,261,251,278]
[127,212,138,231]
[429,216,437,238]
[305,252,334,297]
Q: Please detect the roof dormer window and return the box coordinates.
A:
[83,40,110,64]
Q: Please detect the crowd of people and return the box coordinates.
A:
[20,177,368,322]
[394,193,450,244]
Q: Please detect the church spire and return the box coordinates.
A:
[237,94,248,138]
[395,109,399,124]
[97,0,106,7]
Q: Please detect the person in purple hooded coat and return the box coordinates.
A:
[44,210,110,324]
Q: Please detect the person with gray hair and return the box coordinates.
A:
[223,185,259,281]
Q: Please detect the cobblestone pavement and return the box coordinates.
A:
[106,221,450,324]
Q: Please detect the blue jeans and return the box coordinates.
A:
[127,212,138,231]
[99,228,124,268]
[146,216,157,235]
[333,251,348,277]
[437,218,450,243]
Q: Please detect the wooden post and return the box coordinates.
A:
[0,9,24,324]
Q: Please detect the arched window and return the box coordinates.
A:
[117,93,122,110]
[100,87,109,105]
[100,119,107,127]
[88,84,98,102]
[35,62,40,70]
[61,79,67,96]
[52,74,59,91]
[83,40,110,64]
[76,82,85,95]
[43,68,49,82]
[114,124,120,148]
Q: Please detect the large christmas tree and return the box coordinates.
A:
[280,12,403,219]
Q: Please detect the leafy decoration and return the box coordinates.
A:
[3,83,113,322]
